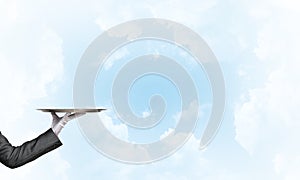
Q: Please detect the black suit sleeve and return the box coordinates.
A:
[0,128,62,169]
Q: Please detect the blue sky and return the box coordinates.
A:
[0,0,300,179]
[92,39,212,144]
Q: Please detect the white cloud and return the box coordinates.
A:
[235,0,300,151]
[87,134,247,180]
[0,26,64,132]
[159,128,174,140]
[104,47,129,70]
[5,0,300,179]
[273,0,300,11]
[93,0,217,31]
[0,0,19,30]
[142,111,150,118]
[273,153,300,180]
[234,0,300,179]
[99,110,129,141]
[0,151,71,180]
[0,0,68,178]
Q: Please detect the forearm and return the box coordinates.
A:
[0,128,62,169]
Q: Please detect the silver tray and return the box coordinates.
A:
[37,108,106,113]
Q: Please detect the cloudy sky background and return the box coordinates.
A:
[0,0,299,179]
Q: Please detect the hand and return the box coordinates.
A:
[51,112,86,136]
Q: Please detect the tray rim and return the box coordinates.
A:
[37,108,106,113]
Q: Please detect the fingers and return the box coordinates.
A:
[66,112,86,119]
[62,112,86,122]
[53,112,87,126]
[63,112,72,119]
[51,112,87,136]
[51,111,59,119]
